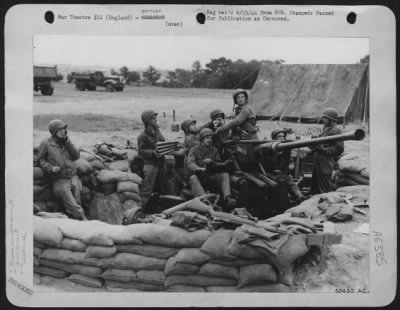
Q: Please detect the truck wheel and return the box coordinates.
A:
[105,84,114,92]
[76,81,86,91]
[41,87,54,96]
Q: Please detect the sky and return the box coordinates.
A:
[34,36,369,70]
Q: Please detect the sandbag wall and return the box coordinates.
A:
[34,216,312,292]
[34,148,142,224]
[335,153,369,186]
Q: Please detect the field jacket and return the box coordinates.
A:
[38,137,80,179]
[221,104,258,140]
[137,125,166,166]
[186,143,222,176]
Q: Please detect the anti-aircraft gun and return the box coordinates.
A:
[222,129,366,218]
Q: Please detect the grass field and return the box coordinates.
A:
[33,82,370,293]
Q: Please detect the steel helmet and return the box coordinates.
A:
[232,89,248,103]
[141,110,157,124]
[180,119,196,132]
[322,108,339,122]
[271,128,287,140]
[210,109,225,120]
[48,119,67,136]
[199,128,214,140]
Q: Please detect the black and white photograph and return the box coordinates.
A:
[5,5,396,307]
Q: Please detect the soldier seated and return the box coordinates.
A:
[186,128,237,211]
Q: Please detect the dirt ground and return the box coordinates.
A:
[33,82,370,293]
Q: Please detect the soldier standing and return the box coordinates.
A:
[186,128,237,210]
[310,108,344,194]
[137,110,171,209]
[181,119,200,151]
[38,119,87,220]
[215,89,258,140]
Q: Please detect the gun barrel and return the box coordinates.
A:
[254,129,366,154]
[223,140,269,145]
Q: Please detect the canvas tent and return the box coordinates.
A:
[249,64,369,125]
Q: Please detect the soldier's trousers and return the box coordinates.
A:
[52,176,86,220]
[140,163,171,207]
[189,172,231,199]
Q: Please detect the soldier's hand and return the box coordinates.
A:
[52,166,61,173]
[152,151,162,159]
[196,167,206,173]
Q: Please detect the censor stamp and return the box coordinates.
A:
[4,4,396,308]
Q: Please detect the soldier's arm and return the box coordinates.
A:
[220,108,248,131]
[64,138,80,160]
[37,140,54,174]
[138,135,155,159]
[187,149,202,172]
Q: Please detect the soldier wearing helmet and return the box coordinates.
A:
[37,119,87,220]
[262,128,306,213]
[215,89,258,140]
[310,107,344,194]
[137,110,172,209]
[186,128,237,210]
[181,119,200,151]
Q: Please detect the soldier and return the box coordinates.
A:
[186,128,237,210]
[215,89,258,140]
[181,119,200,151]
[137,110,171,209]
[310,107,344,194]
[265,128,306,208]
[201,109,231,158]
[37,119,87,220]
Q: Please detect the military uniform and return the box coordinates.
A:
[138,111,171,208]
[221,104,258,140]
[311,126,344,194]
[38,120,86,220]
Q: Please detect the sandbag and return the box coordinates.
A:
[238,264,278,288]
[34,266,69,278]
[40,248,100,266]
[107,160,130,172]
[34,256,40,267]
[200,229,237,261]
[34,273,41,285]
[122,200,140,211]
[56,218,110,240]
[101,268,137,282]
[34,201,48,213]
[117,181,139,193]
[34,241,47,249]
[75,158,93,176]
[79,151,96,162]
[167,285,206,292]
[68,274,103,288]
[325,204,353,222]
[174,248,212,265]
[98,253,167,270]
[360,168,370,179]
[90,159,106,171]
[343,172,369,185]
[198,263,239,280]
[336,185,369,201]
[40,258,103,278]
[121,224,211,248]
[34,217,64,247]
[275,234,309,268]
[136,270,165,286]
[88,193,124,225]
[165,275,237,288]
[34,178,48,186]
[98,183,117,195]
[227,229,265,260]
[85,226,143,245]
[336,177,360,187]
[338,153,369,174]
[118,192,142,204]
[86,245,117,258]
[212,259,267,267]
[34,167,46,180]
[105,280,164,291]
[34,184,54,201]
[164,256,200,276]
[81,233,114,247]
[80,186,92,206]
[96,170,142,185]
[60,238,88,252]
[115,244,179,259]
[34,247,42,257]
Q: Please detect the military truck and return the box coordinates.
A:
[71,71,125,92]
[33,66,58,96]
